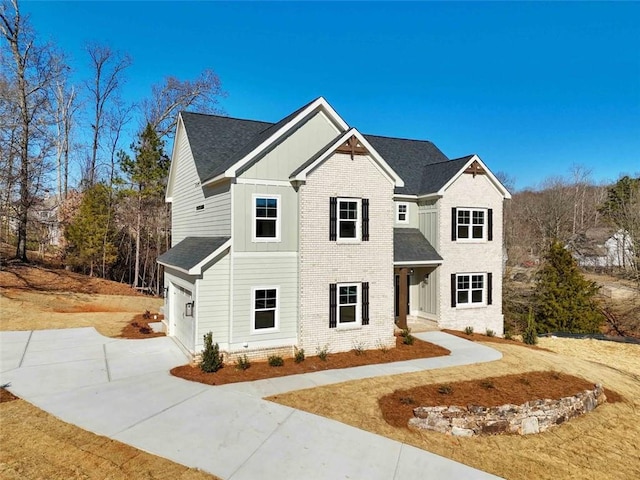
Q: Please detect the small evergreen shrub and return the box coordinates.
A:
[503,330,514,340]
[316,344,329,361]
[294,347,305,363]
[480,380,495,389]
[200,332,224,373]
[399,396,415,405]
[485,329,495,337]
[464,326,474,335]
[400,328,415,345]
[522,308,538,345]
[267,355,284,367]
[438,384,453,395]
[235,354,251,371]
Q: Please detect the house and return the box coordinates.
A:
[569,227,635,270]
[157,98,511,360]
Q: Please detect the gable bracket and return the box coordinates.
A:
[335,135,369,160]
[464,160,486,177]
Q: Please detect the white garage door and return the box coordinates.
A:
[172,284,195,352]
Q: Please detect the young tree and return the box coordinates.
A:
[535,241,603,333]
[1,0,64,261]
[119,124,169,288]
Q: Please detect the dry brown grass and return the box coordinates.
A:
[0,393,219,480]
[268,341,640,480]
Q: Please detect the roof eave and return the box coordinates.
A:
[187,239,232,275]
[439,154,512,199]
[394,260,443,266]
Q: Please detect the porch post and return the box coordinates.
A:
[397,267,408,329]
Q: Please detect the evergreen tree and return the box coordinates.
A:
[535,241,603,333]
[65,183,117,276]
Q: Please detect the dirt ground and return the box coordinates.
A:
[172,335,450,385]
[269,341,640,480]
[0,264,163,336]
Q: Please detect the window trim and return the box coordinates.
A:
[454,273,487,308]
[337,197,360,242]
[455,207,487,242]
[252,194,281,243]
[396,202,409,224]
[250,286,280,333]
[337,282,361,327]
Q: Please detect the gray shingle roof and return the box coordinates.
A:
[157,237,230,272]
[180,103,472,195]
[394,228,443,264]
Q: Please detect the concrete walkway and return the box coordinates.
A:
[0,328,502,479]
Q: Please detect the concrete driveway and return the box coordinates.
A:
[0,328,502,479]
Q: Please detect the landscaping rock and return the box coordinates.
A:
[521,416,540,434]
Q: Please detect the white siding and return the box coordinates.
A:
[230,254,298,350]
[240,111,341,181]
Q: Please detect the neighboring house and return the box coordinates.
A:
[157,98,511,360]
[569,227,635,269]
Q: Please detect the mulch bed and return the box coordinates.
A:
[171,335,450,386]
[379,371,624,428]
[0,388,19,403]
[119,313,165,339]
[442,329,551,350]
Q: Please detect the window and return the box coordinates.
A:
[451,273,492,307]
[396,203,409,223]
[452,207,492,241]
[329,198,369,241]
[329,282,369,327]
[252,287,278,331]
[253,195,280,242]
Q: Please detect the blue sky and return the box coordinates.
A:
[21,1,640,190]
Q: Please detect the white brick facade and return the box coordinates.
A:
[298,153,397,354]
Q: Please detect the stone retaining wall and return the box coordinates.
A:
[409,384,606,436]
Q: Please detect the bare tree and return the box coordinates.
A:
[141,69,225,140]
[52,60,78,201]
[84,42,131,187]
[1,0,64,260]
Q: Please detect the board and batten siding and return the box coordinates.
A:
[195,251,231,351]
[170,129,231,246]
[411,266,439,318]
[230,254,298,349]
[418,200,439,249]
[239,110,342,181]
[232,183,298,253]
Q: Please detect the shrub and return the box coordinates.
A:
[376,339,389,354]
[316,344,329,361]
[485,329,495,337]
[267,355,284,367]
[352,340,366,356]
[294,347,305,363]
[400,328,415,345]
[522,307,538,345]
[399,396,415,405]
[438,384,453,395]
[503,330,514,340]
[200,332,224,373]
[480,380,495,389]
[235,354,251,371]
[464,326,474,335]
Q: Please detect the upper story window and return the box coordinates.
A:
[396,203,409,224]
[329,197,369,242]
[452,207,493,242]
[253,195,280,242]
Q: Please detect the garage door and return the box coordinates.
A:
[173,284,195,352]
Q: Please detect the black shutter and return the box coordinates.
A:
[451,274,457,307]
[362,282,369,325]
[488,208,493,241]
[451,208,457,241]
[487,273,493,305]
[329,283,337,328]
[362,198,369,241]
[329,197,337,241]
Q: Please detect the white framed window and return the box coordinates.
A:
[396,202,409,223]
[338,283,360,325]
[338,198,359,241]
[456,208,486,241]
[455,273,485,306]
[251,287,279,332]
[252,195,281,242]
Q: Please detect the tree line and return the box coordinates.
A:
[0,0,225,293]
